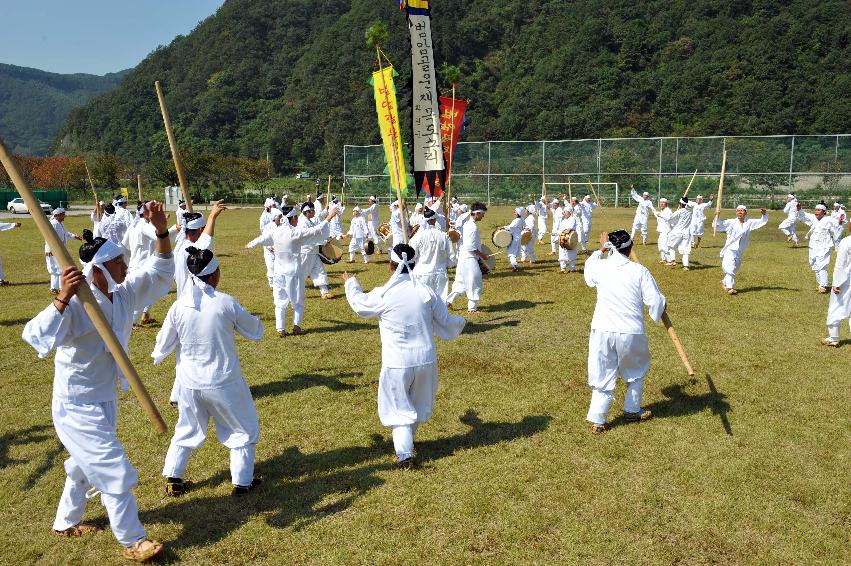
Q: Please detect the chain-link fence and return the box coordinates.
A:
[344,135,851,209]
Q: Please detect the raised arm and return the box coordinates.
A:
[203,200,227,238]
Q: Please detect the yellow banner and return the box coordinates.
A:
[372,66,407,196]
[120,187,129,198]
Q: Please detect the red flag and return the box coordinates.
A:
[438,96,468,180]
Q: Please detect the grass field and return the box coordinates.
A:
[0,206,848,565]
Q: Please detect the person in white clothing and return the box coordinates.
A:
[558,207,579,273]
[0,220,22,285]
[313,194,327,218]
[122,202,174,325]
[521,205,536,263]
[409,203,425,231]
[548,198,562,255]
[246,205,338,336]
[713,205,769,294]
[347,207,370,263]
[577,195,598,250]
[629,186,653,244]
[258,199,277,288]
[583,230,666,433]
[247,208,283,290]
[823,224,851,346]
[176,199,187,227]
[659,197,693,269]
[505,207,525,271]
[800,202,840,293]
[389,201,406,249]
[446,203,489,312]
[687,193,714,248]
[778,194,802,245]
[173,201,226,299]
[328,196,346,240]
[653,198,672,263]
[536,197,549,242]
[409,208,456,299]
[343,243,466,468]
[297,202,334,299]
[21,203,174,562]
[103,195,133,246]
[830,202,847,243]
[569,196,587,251]
[153,247,264,497]
[362,195,384,253]
[45,208,82,294]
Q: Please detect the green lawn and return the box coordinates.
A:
[0,206,848,564]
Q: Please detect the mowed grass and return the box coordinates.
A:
[0,205,848,565]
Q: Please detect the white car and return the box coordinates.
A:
[6,197,52,214]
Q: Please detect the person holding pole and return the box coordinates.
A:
[446,202,489,313]
[583,230,666,433]
[173,201,227,299]
[21,202,174,562]
[629,186,653,245]
[687,194,714,248]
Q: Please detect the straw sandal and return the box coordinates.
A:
[53,522,103,537]
[122,539,163,562]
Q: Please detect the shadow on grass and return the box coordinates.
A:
[632,374,732,435]
[307,319,376,334]
[0,424,52,469]
[0,317,32,327]
[464,316,521,335]
[5,280,45,287]
[481,299,554,313]
[22,441,65,491]
[251,372,365,399]
[142,410,551,557]
[736,285,799,294]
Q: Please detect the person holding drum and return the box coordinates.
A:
[584,229,666,434]
[346,207,370,264]
[503,207,525,271]
[446,202,489,313]
[558,207,580,273]
[362,195,384,254]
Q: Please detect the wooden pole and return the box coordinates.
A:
[136,174,143,202]
[682,169,698,198]
[567,177,573,203]
[84,162,100,220]
[154,81,193,213]
[662,311,695,376]
[0,139,167,433]
[446,84,457,209]
[713,151,728,236]
[376,47,409,242]
[587,177,603,207]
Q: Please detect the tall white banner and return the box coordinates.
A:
[408,14,445,172]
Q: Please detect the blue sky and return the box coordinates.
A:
[0,0,225,75]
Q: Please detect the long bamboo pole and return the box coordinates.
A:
[136,174,143,202]
[154,81,193,213]
[84,162,100,220]
[376,47,409,242]
[713,151,728,236]
[682,169,699,198]
[0,139,167,432]
[587,177,603,207]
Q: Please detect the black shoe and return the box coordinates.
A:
[232,478,262,496]
[395,457,417,470]
[165,477,193,497]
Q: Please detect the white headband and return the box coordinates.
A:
[515,207,524,216]
[816,204,828,211]
[736,205,747,211]
[52,208,66,216]
[185,215,206,230]
[82,240,125,293]
[472,205,487,213]
[659,198,668,204]
[271,208,283,219]
[285,207,299,218]
[187,255,220,308]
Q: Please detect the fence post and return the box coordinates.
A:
[541,140,546,196]
[487,141,491,206]
[596,139,602,188]
[657,138,663,200]
[342,145,347,190]
[788,135,795,192]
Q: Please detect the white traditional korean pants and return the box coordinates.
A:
[0,256,4,280]
[809,248,831,287]
[378,363,438,460]
[162,380,259,486]
[263,247,275,288]
[586,330,650,424]
[52,399,146,547]
[631,218,648,243]
[368,223,384,252]
[559,246,578,271]
[550,232,559,253]
[447,256,482,311]
[721,251,741,289]
[301,254,329,293]
[415,270,449,301]
[273,273,305,330]
[348,237,368,262]
[779,219,798,243]
[46,254,61,289]
[667,232,691,266]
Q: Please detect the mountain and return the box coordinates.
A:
[56,0,850,173]
[0,64,127,155]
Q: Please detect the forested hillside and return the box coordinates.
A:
[57,0,851,174]
[0,64,126,155]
